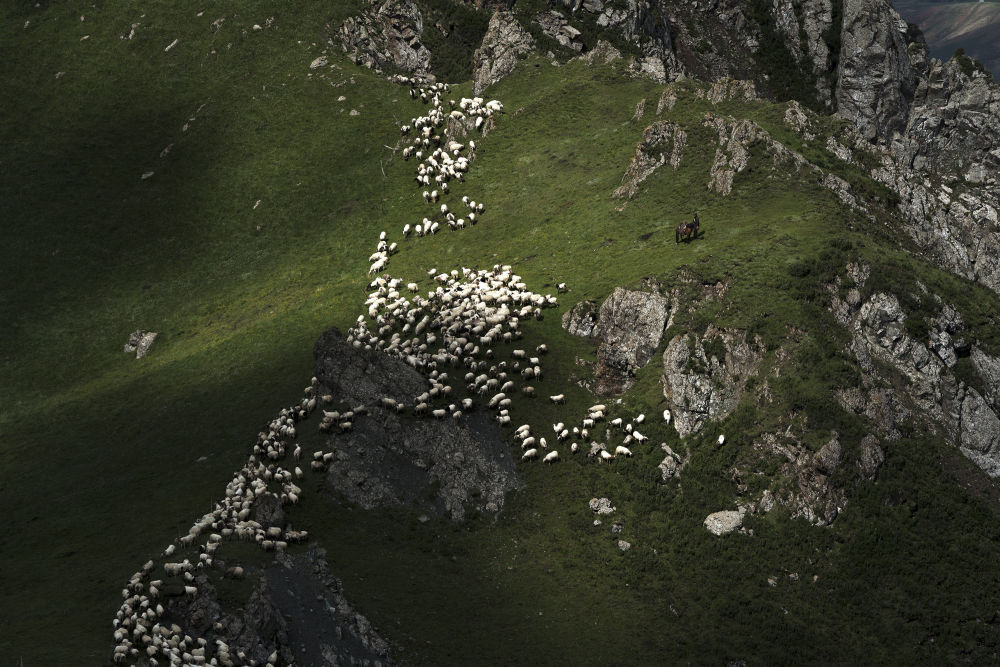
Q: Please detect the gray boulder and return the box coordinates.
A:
[592,287,670,395]
[704,509,745,536]
[123,329,157,358]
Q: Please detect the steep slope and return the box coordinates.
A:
[2,0,1000,665]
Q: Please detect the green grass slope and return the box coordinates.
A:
[2,0,1000,664]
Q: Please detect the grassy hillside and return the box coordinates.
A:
[2,0,1000,664]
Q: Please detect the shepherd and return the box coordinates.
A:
[676,212,700,244]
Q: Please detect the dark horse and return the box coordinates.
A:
[675,216,700,244]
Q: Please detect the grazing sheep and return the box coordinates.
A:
[615,445,632,457]
[600,449,614,461]
[543,450,559,463]
[635,414,645,424]
[717,434,725,446]
[663,409,671,422]
[521,448,539,461]
[571,442,579,453]
[549,394,565,404]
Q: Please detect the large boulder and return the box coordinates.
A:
[472,11,534,95]
[704,509,745,536]
[591,287,670,395]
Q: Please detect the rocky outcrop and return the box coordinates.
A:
[534,11,584,52]
[585,287,670,395]
[746,431,853,525]
[163,547,392,666]
[662,327,765,437]
[830,267,1000,477]
[472,11,534,95]
[313,327,519,520]
[657,442,690,481]
[561,299,599,337]
[613,121,687,199]
[339,0,432,78]
[835,0,925,140]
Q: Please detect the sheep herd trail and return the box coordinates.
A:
[110,76,675,666]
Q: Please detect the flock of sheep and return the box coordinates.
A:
[109,75,692,666]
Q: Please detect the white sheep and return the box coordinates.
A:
[549,394,565,404]
[717,434,725,446]
[663,409,671,422]
[615,445,632,457]
[521,448,538,461]
[543,450,559,463]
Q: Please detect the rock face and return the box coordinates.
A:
[835,0,924,140]
[613,121,687,199]
[339,0,432,78]
[830,57,1000,296]
[772,0,835,105]
[164,547,392,666]
[830,267,1000,477]
[472,11,534,95]
[588,287,670,395]
[704,508,744,536]
[313,327,519,520]
[661,327,764,437]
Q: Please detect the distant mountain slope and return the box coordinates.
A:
[894,0,1000,77]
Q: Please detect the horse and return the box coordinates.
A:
[675,219,700,244]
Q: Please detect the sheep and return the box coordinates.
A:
[590,404,607,413]
[521,448,539,461]
[633,431,647,442]
[599,449,614,461]
[571,442,579,453]
[615,445,632,457]
[549,394,565,404]
[635,414,645,424]
[543,450,559,463]
[717,434,725,446]
[663,409,671,422]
